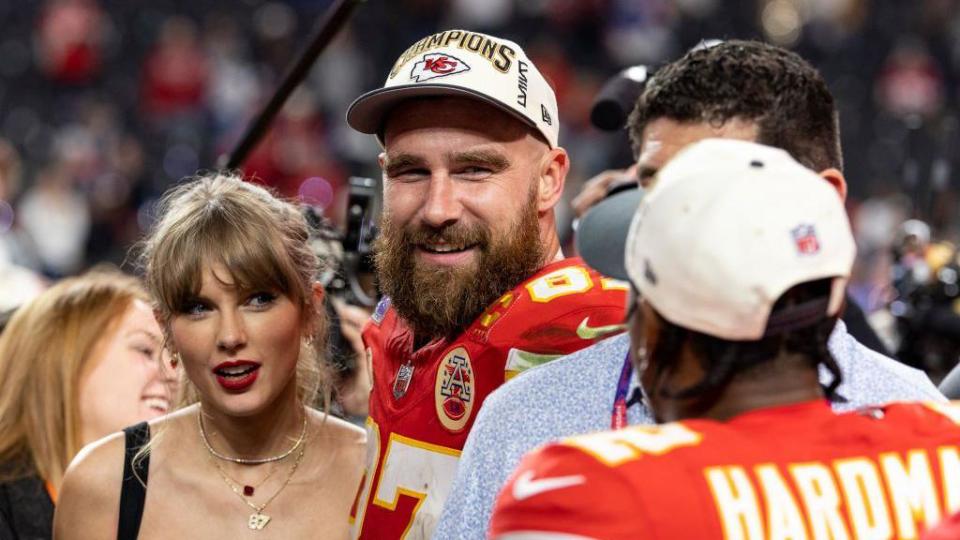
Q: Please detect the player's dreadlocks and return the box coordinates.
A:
[629,40,842,173]
[648,278,844,403]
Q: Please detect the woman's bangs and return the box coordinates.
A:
[166,216,300,311]
[206,223,297,299]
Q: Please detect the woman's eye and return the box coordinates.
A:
[182,302,208,316]
[247,292,277,308]
[130,342,156,360]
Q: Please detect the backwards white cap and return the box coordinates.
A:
[346,29,559,148]
[624,139,856,341]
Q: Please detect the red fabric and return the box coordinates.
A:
[37,0,103,83]
[492,400,960,540]
[240,115,345,201]
[140,42,208,116]
[352,257,627,539]
[923,511,960,540]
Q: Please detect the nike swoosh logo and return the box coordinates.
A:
[576,317,626,340]
[512,470,585,501]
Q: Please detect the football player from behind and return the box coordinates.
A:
[490,139,960,540]
[344,29,628,539]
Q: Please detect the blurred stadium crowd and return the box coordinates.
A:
[4,0,960,373]
[4,2,960,538]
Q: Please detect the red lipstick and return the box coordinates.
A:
[212,360,261,392]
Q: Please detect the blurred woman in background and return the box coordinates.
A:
[0,268,175,538]
[55,172,365,539]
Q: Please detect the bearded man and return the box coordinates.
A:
[344,29,627,540]
[436,40,945,540]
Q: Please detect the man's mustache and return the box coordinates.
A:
[401,224,490,250]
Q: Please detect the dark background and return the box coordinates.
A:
[1,0,958,340]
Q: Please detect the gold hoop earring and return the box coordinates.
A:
[171,351,181,368]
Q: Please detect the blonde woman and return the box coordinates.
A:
[55,173,365,539]
[0,269,175,538]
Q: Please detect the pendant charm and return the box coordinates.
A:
[243,485,254,496]
[248,512,270,530]
[393,361,414,399]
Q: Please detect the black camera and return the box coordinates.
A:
[590,65,651,132]
[588,41,723,133]
[889,220,960,379]
[304,176,381,415]
[305,176,380,308]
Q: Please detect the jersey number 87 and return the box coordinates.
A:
[350,418,461,539]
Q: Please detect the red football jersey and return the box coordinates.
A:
[349,257,628,540]
[491,400,960,540]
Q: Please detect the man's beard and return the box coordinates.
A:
[374,187,545,341]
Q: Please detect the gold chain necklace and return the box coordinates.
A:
[211,459,282,497]
[197,407,308,464]
[210,430,307,530]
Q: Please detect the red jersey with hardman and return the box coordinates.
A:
[491,400,960,540]
[350,257,628,539]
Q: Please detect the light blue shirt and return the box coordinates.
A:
[433,319,946,539]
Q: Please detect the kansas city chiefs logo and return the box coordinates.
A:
[410,53,470,82]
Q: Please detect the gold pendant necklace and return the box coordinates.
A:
[248,512,271,530]
[211,437,307,530]
[201,407,310,530]
[212,459,281,497]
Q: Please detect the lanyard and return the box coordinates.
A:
[611,353,633,430]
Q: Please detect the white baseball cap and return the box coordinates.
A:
[623,139,855,341]
[346,29,559,148]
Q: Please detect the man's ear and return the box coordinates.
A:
[537,147,569,212]
[819,168,847,203]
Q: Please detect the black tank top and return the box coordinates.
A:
[117,422,150,540]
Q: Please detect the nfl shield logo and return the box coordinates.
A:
[791,224,820,255]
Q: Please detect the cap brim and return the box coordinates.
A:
[576,187,643,281]
[346,83,540,139]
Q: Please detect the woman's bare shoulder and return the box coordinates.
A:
[313,411,366,445]
[54,432,126,539]
[55,409,194,539]
[306,412,366,492]
[309,411,366,467]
